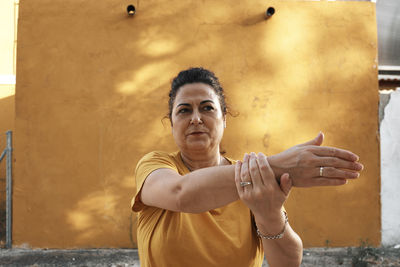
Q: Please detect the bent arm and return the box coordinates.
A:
[235,153,302,266]
[140,165,239,213]
[257,213,303,267]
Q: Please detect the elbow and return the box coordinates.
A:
[174,184,186,212]
[289,255,303,267]
[290,254,303,267]
[175,185,206,214]
[290,235,303,267]
[287,234,303,267]
[175,191,186,212]
[176,192,201,213]
[271,253,302,267]
[271,234,303,267]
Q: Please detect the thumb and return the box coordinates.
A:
[280,173,292,196]
[298,131,324,147]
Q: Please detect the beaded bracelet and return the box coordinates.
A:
[256,211,288,240]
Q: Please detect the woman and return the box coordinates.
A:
[131,67,363,267]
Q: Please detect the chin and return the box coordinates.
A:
[186,142,210,152]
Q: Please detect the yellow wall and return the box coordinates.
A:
[14,0,379,248]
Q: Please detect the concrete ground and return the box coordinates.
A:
[0,247,399,266]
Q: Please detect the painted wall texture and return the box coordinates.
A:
[14,0,379,248]
[381,89,400,246]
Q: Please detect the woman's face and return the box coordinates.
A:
[171,83,226,154]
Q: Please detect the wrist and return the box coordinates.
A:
[254,210,285,235]
[255,211,288,240]
[267,154,283,179]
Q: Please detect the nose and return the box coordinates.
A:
[190,110,203,125]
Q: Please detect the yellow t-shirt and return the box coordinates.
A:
[131,151,264,267]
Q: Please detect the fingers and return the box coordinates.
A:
[298,132,324,147]
[279,173,292,196]
[256,152,277,186]
[240,154,252,184]
[310,146,359,162]
[318,166,359,179]
[249,153,264,187]
[318,157,364,171]
[313,177,348,186]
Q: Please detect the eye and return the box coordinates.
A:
[203,105,214,111]
[178,108,190,114]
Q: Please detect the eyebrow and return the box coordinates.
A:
[200,100,214,105]
[176,100,215,108]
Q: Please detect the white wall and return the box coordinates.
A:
[381,89,400,246]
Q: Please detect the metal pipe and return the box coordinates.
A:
[0,150,6,162]
[6,131,13,249]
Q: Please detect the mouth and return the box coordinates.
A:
[188,131,206,136]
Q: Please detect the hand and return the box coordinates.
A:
[268,132,364,187]
[234,152,292,225]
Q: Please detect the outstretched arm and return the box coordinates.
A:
[141,164,238,213]
[140,132,363,212]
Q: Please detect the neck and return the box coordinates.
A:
[180,149,222,171]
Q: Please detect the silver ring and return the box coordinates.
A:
[240,181,252,187]
[320,167,324,177]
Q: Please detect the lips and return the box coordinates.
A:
[187,130,207,136]
[188,131,205,135]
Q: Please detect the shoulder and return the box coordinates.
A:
[139,150,172,161]
[138,151,178,164]
[135,151,180,173]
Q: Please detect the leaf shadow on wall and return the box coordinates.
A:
[59,1,285,248]
[14,0,379,248]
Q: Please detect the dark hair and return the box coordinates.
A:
[168,67,227,120]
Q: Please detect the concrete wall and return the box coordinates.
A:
[0,0,17,164]
[14,0,380,248]
[381,89,400,246]
[0,0,17,247]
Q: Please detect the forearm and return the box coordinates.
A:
[256,214,303,266]
[261,225,302,266]
[178,165,239,213]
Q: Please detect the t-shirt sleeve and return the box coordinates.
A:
[131,151,178,212]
